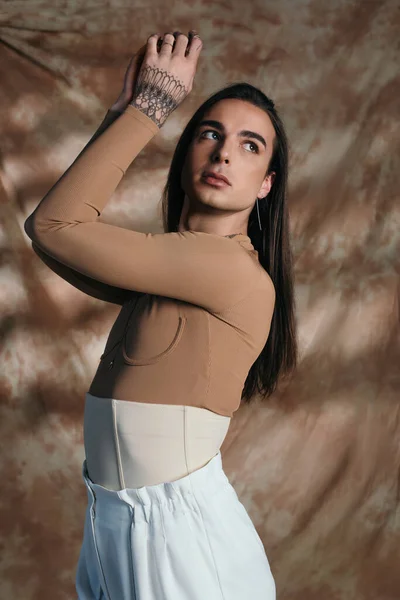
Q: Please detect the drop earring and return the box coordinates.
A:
[256,197,262,231]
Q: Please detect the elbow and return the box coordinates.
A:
[24,214,43,246]
[24,216,35,241]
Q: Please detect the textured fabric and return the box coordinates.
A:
[23,105,275,417]
[76,451,276,599]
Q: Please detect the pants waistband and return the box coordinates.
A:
[81,450,231,509]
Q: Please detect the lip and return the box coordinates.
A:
[202,171,231,186]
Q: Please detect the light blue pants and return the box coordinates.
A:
[75,451,276,599]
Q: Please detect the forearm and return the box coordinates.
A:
[25,107,123,231]
[25,60,187,234]
[24,105,159,251]
[84,107,123,150]
[25,107,134,305]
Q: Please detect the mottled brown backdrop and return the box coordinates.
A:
[0,1,399,599]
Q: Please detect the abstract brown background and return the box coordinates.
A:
[1,1,399,598]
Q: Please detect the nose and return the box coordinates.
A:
[211,153,229,165]
[210,141,230,164]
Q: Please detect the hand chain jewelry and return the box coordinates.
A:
[130,66,187,128]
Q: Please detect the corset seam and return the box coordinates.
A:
[112,399,126,489]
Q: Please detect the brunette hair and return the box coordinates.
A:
[160,82,298,404]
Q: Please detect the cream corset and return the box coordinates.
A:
[83,392,231,490]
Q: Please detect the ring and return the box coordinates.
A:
[162,41,174,47]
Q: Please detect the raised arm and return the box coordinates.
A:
[22,34,265,314]
[31,242,130,305]
[26,108,132,305]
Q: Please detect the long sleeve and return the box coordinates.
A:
[26,108,131,305]
[31,242,130,305]
[24,104,262,314]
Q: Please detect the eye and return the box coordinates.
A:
[244,141,259,154]
[199,130,259,154]
[199,129,220,140]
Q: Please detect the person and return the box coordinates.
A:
[24,29,297,600]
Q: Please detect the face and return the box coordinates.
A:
[180,98,276,229]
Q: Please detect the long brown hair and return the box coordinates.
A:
[159,82,298,404]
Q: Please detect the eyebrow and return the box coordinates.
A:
[196,119,267,149]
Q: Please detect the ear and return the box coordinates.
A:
[257,171,275,200]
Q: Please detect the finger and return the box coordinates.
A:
[147,33,160,56]
[127,44,146,69]
[156,32,179,48]
[173,33,189,57]
[124,45,146,86]
[157,32,179,53]
[159,32,175,55]
[187,34,203,60]
[129,43,147,69]
[185,30,196,56]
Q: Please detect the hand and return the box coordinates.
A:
[129,30,203,127]
[111,43,148,113]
